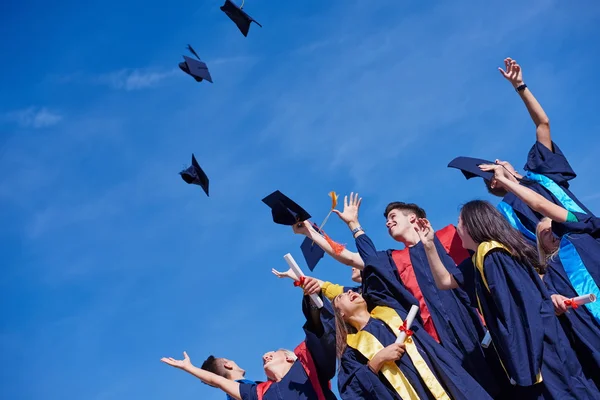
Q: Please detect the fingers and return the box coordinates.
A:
[343,195,348,209]
[303,277,321,295]
[183,351,189,359]
[478,164,496,171]
[498,67,508,78]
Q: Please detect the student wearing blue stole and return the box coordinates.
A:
[419,196,600,399]
[483,163,600,388]
[449,58,594,243]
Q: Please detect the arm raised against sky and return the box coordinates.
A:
[499,57,552,150]
[161,352,242,400]
[481,163,569,222]
[414,218,459,289]
[294,220,365,269]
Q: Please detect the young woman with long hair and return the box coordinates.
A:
[482,163,600,388]
[417,196,599,399]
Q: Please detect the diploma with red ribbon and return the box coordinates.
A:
[284,253,324,309]
[564,294,596,309]
[396,305,419,344]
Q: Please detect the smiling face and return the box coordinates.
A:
[333,289,367,321]
[385,209,416,241]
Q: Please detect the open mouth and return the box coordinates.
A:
[349,292,359,302]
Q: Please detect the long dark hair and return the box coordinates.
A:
[332,296,357,360]
[460,200,541,270]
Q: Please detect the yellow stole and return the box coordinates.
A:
[346,306,450,400]
[473,241,543,385]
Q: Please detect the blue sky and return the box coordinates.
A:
[1,0,599,399]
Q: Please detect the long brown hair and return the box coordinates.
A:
[332,296,357,360]
[460,200,541,271]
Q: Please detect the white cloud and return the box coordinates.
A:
[95,68,178,91]
[2,106,63,128]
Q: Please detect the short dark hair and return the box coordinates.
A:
[200,355,229,379]
[484,179,508,197]
[384,202,426,219]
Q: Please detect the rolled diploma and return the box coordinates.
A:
[568,294,597,307]
[395,305,419,343]
[283,253,323,309]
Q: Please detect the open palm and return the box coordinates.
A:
[161,351,192,371]
[415,218,435,246]
[332,192,362,224]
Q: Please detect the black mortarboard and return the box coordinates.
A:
[180,154,209,196]
[448,156,495,181]
[179,45,213,83]
[300,224,325,271]
[220,0,262,37]
[262,190,311,226]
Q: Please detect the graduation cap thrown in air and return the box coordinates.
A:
[300,224,326,271]
[262,190,311,226]
[179,45,213,83]
[220,0,262,37]
[448,156,496,181]
[180,154,210,196]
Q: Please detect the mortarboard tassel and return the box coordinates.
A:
[322,230,346,256]
[187,44,201,60]
[312,191,339,246]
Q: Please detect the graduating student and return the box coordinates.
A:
[161,278,337,400]
[310,261,495,399]
[418,198,600,399]
[294,194,501,397]
[198,356,256,400]
[449,57,594,242]
[481,163,600,387]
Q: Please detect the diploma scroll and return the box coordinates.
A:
[284,253,324,309]
[396,305,419,344]
[566,294,596,308]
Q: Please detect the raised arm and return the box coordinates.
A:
[415,219,459,289]
[332,192,383,262]
[499,57,551,150]
[481,164,569,222]
[294,221,364,269]
[161,352,241,400]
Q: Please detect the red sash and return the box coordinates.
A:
[436,225,470,265]
[256,341,328,400]
[392,248,441,342]
[437,225,486,326]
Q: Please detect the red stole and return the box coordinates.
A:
[390,225,471,342]
[256,341,328,400]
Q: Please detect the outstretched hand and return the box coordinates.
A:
[332,192,362,225]
[498,57,524,87]
[414,218,435,246]
[161,351,193,371]
[271,267,299,281]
